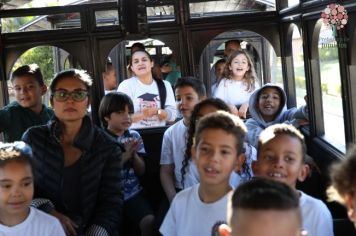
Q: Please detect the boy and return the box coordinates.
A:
[160,111,246,236]
[329,145,356,226]
[99,92,155,236]
[245,83,308,147]
[0,141,65,235]
[160,77,206,202]
[252,124,333,236]
[0,64,53,142]
[218,177,308,236]
[211,58,226,95]
[102,58,118,94]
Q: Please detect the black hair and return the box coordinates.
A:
[181,98,231,187]
[98,92,134,128]
[232,177,300,212]
[194,111,246,155]
[0,141,34,173]
[131,42,146,54]
[11,64,45,86]
[257,123,307,163]
[174,76,206,98]
[214,58,226,70]
[224,39,241,49]
[50,69,93,95]
[330,145,356,198]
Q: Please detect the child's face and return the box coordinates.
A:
[253,134,307,188]
[192,128,242,187]
[229,209,302,236]
[106,105,133,134]
[0,161,33,221]
[175,86,200,120]
[215,62,225,80]
[103,69,118,91]
[229,54,250,79]
[258,87,282,122]
[12,76,46,111]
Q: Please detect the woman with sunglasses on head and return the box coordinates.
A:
[22,69,123,236]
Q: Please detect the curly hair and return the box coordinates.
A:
[223,50,257,92]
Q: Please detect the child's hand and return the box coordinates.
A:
[238,103,249,119]
[122,137,142,154]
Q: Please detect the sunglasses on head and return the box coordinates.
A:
[52,89,89,102]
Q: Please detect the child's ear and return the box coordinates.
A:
[297,163,309,182]
[251,160,259,175]
[104,116,110,122]
[235,153,246,173]
[41,85,47,96]
[344,194,356,222]
[218,224,231,236]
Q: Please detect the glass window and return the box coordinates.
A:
[318,23,345,151]
[189,0,276,18]
[95,10,119,27]
[288,0,299,7]
[0,0,116,10]
[1,13,81,33]
[291,24,306,107]
[270,49,283,86]
[9,46,80,106]
[147,5,175,23]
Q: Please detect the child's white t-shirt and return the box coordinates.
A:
[160,184,230,236]
[214,78,259,106]
[0,207,65,236]
[299,191,334,236]
[160,119,188,189]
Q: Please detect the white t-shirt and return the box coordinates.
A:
[214,78,259,106]
[160,184,230,236]
[299,191,334,236]
[0,207,65,236]
[160,119,187,189]
[117,76,176,128]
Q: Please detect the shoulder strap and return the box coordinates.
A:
[155,78,167,109]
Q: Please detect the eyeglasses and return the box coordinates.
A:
[52,90,89,102]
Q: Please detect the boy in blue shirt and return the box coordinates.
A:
[0,64,53,142]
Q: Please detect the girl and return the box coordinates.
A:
[181,98,256,189]
[22,69,122,236]
[99,92,155,236]
[214,50,259,119]
[117,50,176,128]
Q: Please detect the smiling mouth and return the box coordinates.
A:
[268,172,286,179]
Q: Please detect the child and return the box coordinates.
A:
[246,83,308,147]
[218,177,307,236]
[98,92,155,236]
[252,124,333,236]
[181,98,256,189]
[102,58,118,94]
[160,111,247,236]
[160,76,206,202]
[214,50,259,119]
[0,64,53,142]
[211,58,226,95]
[0,141,65,235]
[329,145,356,226]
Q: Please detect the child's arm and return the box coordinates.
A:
[238,102,249,119]
[132,152,145,176]
[160,164,176,203]
[245,119,265,148]
[160,129,177,203]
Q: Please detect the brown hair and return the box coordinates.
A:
[223,50,257,92]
